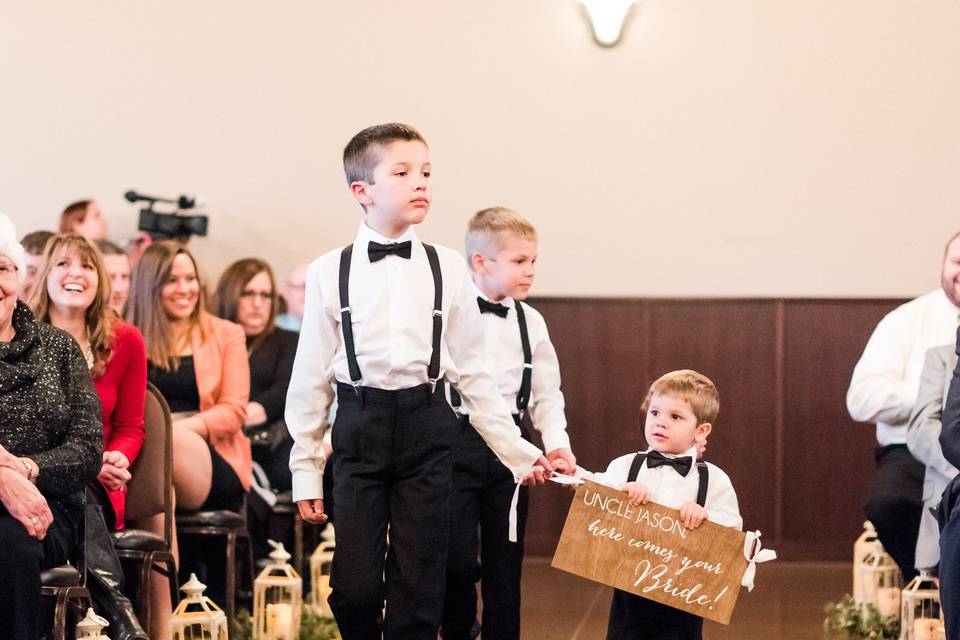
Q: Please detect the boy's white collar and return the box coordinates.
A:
[357,221,418,245]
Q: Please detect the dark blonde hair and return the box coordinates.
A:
[212,258,277,353]
[59,200,92,234]
[28,233,115,378]
[343,123,426,185]
[127,240,206,371]
[641,369,720,425]
[465,207,537,263]
[20,230,55,256]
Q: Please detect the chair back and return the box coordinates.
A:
[125,382,174,545]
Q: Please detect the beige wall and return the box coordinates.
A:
[2,1,958,297]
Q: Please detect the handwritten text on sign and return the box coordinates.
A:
[551,480,748,625]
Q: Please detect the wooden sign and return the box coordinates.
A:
[551,480,749,625]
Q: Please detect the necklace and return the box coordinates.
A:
[82,342,94,370]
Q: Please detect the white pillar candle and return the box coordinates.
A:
[913,617,946,640]
[875,587,900,617]
[266,603,293,639]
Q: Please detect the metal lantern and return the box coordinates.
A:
[76,608,111,640]
[900,572,945,640]
[859,549,903,618]
[853,521,883,604]
[309,539,336,617]
[168,573,228,640]
[253,540,302,640]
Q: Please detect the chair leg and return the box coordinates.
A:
[225,529,237,623]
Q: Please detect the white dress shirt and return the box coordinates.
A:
[847,288,959,446]
[587,446,743,530]
[456,287,570,453]
[285,222,542,501]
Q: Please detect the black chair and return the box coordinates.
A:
[114,382,179,632]
[176,496,254,623]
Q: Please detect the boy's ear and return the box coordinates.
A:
[350,181,374,207]
[695,422,712,442]
[469,252,487,274]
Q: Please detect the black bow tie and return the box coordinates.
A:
[646,450,693,476]
[477,297,510,318]
[368,240,412,263]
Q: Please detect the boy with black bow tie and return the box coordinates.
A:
[591,369,741,640]
[285,124,552,640]
[441,208,576,640]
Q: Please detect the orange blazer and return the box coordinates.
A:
[191,313,252,491]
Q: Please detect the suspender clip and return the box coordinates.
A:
[432,309,443,317]
[340,306,351,314]
[523,363,533,369]
[429,377,439,393]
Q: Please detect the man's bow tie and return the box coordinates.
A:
[646,450,693,476]
[477,297,510,318]
[368,240,412,263]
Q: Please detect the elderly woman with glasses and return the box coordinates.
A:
[0,214,102,640]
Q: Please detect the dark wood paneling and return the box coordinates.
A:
[781,300,902,559]
[520,296,905,561]
[524,300,649,555]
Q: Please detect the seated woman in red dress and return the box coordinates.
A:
[29,233,148,640]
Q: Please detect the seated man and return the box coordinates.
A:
[907,344,959,572]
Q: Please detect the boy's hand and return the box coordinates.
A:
[679,502,708,529]
[546,448,576,475]
[297,498,328,524]
[623,481,651,505]
[520,456,554,486]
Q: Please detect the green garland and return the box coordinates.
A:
[230,608,341,640]
[823,595,900,639]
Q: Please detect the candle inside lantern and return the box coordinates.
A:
[266,603,293,638]
[875,587,900,617]
[913,617,946,640]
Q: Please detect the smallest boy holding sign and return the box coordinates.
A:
[592,370,741,640]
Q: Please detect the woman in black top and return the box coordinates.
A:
[0,215,102,640]
[212,258,298,491]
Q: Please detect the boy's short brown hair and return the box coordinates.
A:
[641,369,720,425]
[464,207,537,262]
[20,230,55,256]
[343,123,426,185]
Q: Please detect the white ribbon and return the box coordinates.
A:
[509,465,550,542]
[741,531,777,591]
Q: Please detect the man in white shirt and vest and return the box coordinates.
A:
[847,231,960,579]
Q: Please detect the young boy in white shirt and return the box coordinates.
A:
[442,208,576,640]
[284,124,552,640]
[593,369,741,640]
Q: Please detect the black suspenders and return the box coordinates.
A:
[514,302,533,416]
[627,452,709,508]
[450,300,533,417]
[338,242,444,402]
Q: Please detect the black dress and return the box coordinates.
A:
[247,328,298,492]
[0,302,103,640]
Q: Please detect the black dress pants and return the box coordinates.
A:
[939,477,960,639]
[606,589,703,640]
[328,381,458,640]
[0,501,80,640]
[442,415,528,640]
[864,444,925,580]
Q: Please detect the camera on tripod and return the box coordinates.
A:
[125,190,209,240]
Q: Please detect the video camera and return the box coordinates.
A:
[125,190,209,240]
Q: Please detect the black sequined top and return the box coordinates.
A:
[0,301,103,512]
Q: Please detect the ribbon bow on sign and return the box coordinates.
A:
[741,531,777,591]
